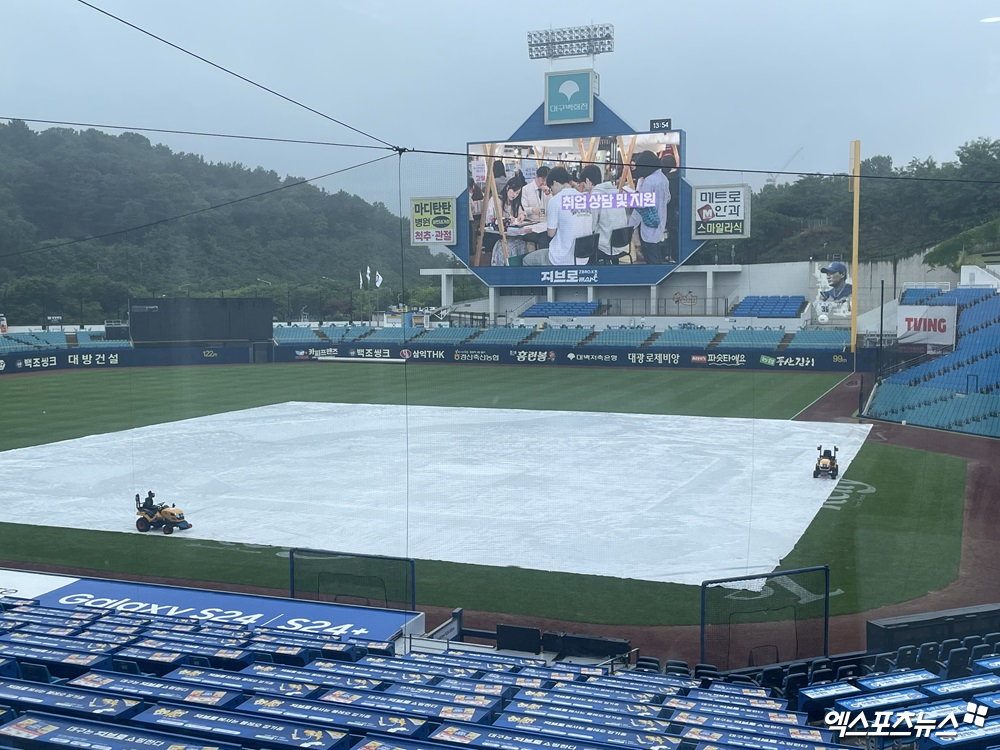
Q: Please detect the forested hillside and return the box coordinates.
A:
[0,120,469,324]
[0,118,998,325]
[708,138,1000,266]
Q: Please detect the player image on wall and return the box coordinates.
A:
[814,261,852,322]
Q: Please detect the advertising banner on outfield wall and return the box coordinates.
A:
[274,343,861,371]
[896,305,957,346]
[0,343,864,375]
[0,346,256,376]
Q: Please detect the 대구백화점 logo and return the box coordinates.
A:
[545,70,593,124]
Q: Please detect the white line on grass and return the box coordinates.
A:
[791,373,856,421]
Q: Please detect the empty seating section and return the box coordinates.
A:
[585,327,654,347]
[468,326,534,345]
[922,355,1000,392]
[522,301,599,317]
[731,295,805,318]
[869,384,1000,434]
[0,331,67,352]
[901,287,947,305]
[75,330,131,348]
[887,342,1000,389]
[717,327,785,349]
[529,326,593,346]
[321,325,373,342]
[868,289,1000,435]
[416,327,480,344]
[0,335,29,353]
[902,286,995,308]
[957,295,1000,334]
[867,383,958,418]
[943,287,995,307]
[271,325,321,343]
[4,594,1000,748]
[647,327,719,348]
[361,327,425,344]
[787,328,851,349]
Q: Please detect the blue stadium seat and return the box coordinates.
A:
[917,642,940,671]
[935,646,971,679]
[888,645,918,670]
[19,662,63,684]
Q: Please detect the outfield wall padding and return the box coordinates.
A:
[0,345,254,375]
[275,342,869,371]
[0,342,872,376]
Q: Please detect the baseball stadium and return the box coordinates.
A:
[1,20,1000,750]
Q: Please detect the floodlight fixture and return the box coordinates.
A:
[527,24,614,60]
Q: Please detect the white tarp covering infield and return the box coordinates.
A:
[0,402,870,586]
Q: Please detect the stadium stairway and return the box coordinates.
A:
[776,332,797,350]
[706,331,727,348]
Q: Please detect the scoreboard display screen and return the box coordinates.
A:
[459,129,697,287]
[129,298,273,344]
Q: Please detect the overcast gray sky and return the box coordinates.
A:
[2,0,999,210]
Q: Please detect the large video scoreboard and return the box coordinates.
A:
[451,113,701,287]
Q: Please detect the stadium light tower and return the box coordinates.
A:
[527,24,614,60]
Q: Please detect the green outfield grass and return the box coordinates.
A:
[783,442,965,616]
[0,363,843,451]
[0,363,967,625]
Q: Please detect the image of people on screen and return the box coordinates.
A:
[660,150,680,265]
[466,132,682,271]
[468,176,484,212]
[523,167,593,266]
[492,160,509,196]
[579,164,629,261]
[484,174,530,266]
[627,150,673,265]
[520,165,551,222]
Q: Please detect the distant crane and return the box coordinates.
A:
[766,147,804,187]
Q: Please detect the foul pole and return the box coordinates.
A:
[849,140,861,353]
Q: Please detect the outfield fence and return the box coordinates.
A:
[0,343,871,378]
